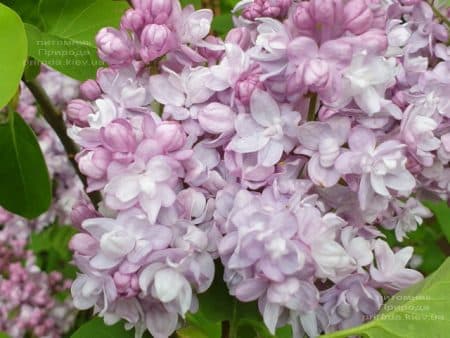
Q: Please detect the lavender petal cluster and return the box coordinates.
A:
[67,0,450,336]
[0,221,75,338]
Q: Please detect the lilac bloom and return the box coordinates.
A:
[206,43,251,92]
[71,256,117,313]
[104,156,179,223]
[370,240,423,292]
[400,104,440,167]
[383,198,432,241]
[139,265,193,315]
[339,52,398,116]
[149,66,214,120]
[321,274,383,332]
[82,209,172,269]
[407,2,448,54]
[176,6,213,45]
[227,90,300,166]
[336,127,416,210]
[297,117,350,187]
[286,37,352,96]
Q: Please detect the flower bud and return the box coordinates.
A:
[226,27,252,50]
[344,0,374,35]
[292,2,314,30]
[235,72,263,105]
[121,8,146,33]
[198,102,236,134]
[304,59,330,90]
[80,80,101,101]
[149,0,173,24]
[78,148,111,180]
[261,0,291,18]
[140,24,177,63]
[101,119,136,153]
[96,28,135,67]
[311,0,338,24]
[155,121,186,152]
[242,1,262,20]
[71,201,99,228]
[66,99,93,127]
[133,0,173,24]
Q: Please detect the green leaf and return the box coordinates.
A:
[71,317,135,338]
[424,201,450,242]
[182,312,222,338]
[0,332,11,338]
[177,325,218,338]
[25,0,128,81]
[0,3,27,109]
[0,0,43,27]
[320,258,450,338]
[180,0,202,9]
[25,24,103,81]
[212,13,233,36]
[39,0,128,43]
[29,222,77,277]
[0,112,51,218]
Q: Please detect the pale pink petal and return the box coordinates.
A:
[250,90,280,127]
[228,133,270,153]
[348,127,376,152]
[258,141,284,166]
[149,75,185,106]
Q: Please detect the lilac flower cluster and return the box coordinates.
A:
[67,0,450,336]
[0,221,75,338]
[0,68,81,338]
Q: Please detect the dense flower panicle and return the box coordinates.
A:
[67,0,450,337]
[0,226,75,338]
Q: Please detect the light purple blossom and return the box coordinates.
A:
[370,240,423,292]
[336,127,416,210]
[104,156,179,223]
[227,90,300,166]
[297,117,350,187]
[65,0,450,336]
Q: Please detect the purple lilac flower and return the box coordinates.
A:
[65,0,450,336]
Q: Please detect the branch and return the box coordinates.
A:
[307,93,318,121]
[23,78,101,208]
[202,0,221,15]
[431,3,450,28]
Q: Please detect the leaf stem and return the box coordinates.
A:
[430,3,450,28]
[23,78,101,208]
[221,321,230,338]
[307,93,318,121]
